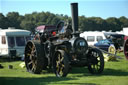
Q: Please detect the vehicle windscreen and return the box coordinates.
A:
[16,36,25,46]
[8,37,15,47]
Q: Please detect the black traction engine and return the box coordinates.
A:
[24,3,104,77]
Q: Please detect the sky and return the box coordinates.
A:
[0,0,128,19]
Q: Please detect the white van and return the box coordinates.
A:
[0,28,31,58]
[80,31,106,46]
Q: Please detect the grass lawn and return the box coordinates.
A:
[0,52,128,85]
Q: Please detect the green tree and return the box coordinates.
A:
[6,12,22,29]
[2,11,127,32]
[20,20,36,32]
[106,17,122,31]
[119,16,128,27]
[0,13,8,29]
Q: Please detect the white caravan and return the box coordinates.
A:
[80,31,106,46]
[0,28,31,58]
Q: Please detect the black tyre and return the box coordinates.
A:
[24,40,46,74]
[87,48,104,74]
[53,50,70,77]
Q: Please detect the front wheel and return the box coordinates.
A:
[87,48,104,74]
[53,50,70,77]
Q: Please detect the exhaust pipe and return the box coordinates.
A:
[71,3,78,34]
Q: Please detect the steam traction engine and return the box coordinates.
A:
[24,3,104,77]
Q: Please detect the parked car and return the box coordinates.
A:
[104,32,124,47]
[94,39,116,54]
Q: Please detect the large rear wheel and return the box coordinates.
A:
[53,50,70,77]
[24,40,46,74]
[87,48,104,74]
[124,39,128,60]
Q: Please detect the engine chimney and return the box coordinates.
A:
[71,3,78,34]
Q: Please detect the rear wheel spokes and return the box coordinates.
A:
[26,42,37,71]
[26,45,32,53]
[31,61,37,71]
[25,41,45,74]
[28,61,33,65]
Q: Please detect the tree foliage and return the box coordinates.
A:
[0,12,128,32]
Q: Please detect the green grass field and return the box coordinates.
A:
[0,53,128,85]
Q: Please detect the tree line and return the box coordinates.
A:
[0,12,128,32]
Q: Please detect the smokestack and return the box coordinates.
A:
[71,3,78,33]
